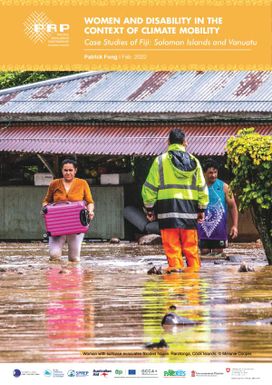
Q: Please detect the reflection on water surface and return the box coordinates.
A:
[0,242,271,362]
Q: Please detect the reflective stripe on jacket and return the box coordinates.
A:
[142,144,209,229]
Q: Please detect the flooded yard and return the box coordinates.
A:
[0,241,271,363]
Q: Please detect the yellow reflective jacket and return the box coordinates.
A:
[142,143,209,229]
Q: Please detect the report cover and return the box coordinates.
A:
[0,1,271,384]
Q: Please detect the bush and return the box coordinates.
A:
[226,128,272,264]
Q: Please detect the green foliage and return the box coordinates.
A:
[226,128,272,263]
[226,128,272,212]
[0,71,78,90]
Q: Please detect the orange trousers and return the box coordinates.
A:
[160,228,201,270]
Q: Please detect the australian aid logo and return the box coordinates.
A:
[23,12,70,47]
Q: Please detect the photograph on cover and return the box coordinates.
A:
[0,70,271,370]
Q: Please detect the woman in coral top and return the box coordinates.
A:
[42,158,94,262]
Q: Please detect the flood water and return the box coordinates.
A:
[0,241,271,363]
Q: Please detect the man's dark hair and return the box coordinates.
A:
[203,158,219,172]
[61,158,78,168]
[169,128,186,144]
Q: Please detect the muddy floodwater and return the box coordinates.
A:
[0,241,271,363]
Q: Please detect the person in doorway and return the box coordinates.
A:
[142,128,209,273]
[198,158,238,257]
[42,158,94,262]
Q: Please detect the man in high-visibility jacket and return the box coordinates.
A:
[142,128,209,272]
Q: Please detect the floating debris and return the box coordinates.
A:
[162,312,197,326]
[147,265,163,275]
[145,339,168,349]
[238,262,255,272]
[110,238,120,244]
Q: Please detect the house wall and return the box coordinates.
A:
[228,210,258,242]
[0,186,124,240]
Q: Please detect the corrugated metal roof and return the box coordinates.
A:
[0,123,270,156]
[0,71,272,115]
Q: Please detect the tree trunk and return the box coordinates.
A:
[251,205,272,265]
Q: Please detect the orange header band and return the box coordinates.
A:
[0,0,271,70]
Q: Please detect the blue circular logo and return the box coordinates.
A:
[67,370,76,377]
[13,369,21,378]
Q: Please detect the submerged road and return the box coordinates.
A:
[0,241,271,362]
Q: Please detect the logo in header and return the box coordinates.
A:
[24,12,70,47]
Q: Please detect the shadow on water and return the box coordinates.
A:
[0,241,271,362]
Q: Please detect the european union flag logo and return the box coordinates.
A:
[128,370,136,375]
